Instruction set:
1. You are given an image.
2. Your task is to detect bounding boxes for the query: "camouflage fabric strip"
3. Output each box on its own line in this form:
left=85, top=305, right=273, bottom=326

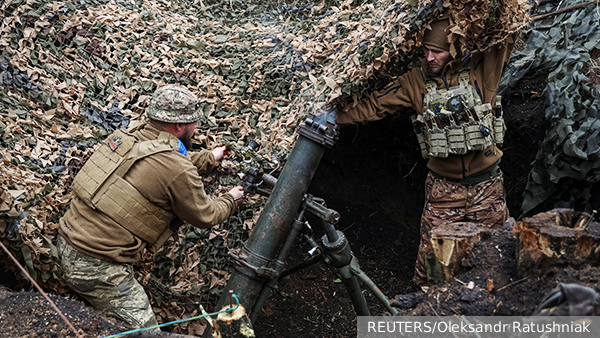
left=413, top=172, right=508, bottom=285
left=56, top=236, right=159, bottom=330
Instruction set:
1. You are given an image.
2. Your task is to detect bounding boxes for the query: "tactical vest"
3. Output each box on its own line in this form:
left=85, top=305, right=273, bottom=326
left=412, top=69, right=506, bottom=159
left=71, top=129, right=180, bottom=253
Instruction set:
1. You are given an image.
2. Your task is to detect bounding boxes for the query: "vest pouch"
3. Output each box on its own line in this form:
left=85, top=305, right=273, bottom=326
left=447, top=125, right=467, bottom=155
left=493, top=116, right=506, bottom=146
left=481, top=113, right=495, bottom=149
left=422, top=68, right=502, bottom=157
left=427, top=127, right=449, bottom=158
left=416, top=131, right=430, bottom=159
left=465, top=122, right=487, bottom=151
left=412, top=117, right=430, bottom=158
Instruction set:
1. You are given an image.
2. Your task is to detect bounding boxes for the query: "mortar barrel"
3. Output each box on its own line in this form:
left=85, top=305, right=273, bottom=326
left=216, top=134, right=326, bottom=314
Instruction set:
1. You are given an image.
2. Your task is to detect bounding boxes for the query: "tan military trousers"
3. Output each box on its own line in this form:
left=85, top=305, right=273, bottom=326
left=56, top=235, right=159, bottom=330
left=413, top=172, right=508, bottom=286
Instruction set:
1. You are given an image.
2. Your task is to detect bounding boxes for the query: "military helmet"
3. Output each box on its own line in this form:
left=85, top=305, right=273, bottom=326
left=148, top=85, right=202, bottom=123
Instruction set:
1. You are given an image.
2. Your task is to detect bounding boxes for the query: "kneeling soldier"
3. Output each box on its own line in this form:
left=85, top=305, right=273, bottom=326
left=57, top=85, right=245, bottom=329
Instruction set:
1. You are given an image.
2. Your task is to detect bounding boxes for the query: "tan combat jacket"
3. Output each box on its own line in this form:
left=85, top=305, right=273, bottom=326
left=59, top=123, right=237, bottom=263
left=337, top=43, right=514, bottom=179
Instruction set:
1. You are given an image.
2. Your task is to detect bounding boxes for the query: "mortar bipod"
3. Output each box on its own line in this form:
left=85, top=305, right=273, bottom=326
left=280, top=217, right=400, bottom=317
left=233, top=164, right=399, bottom=318
left=318, top=222, right=399, bottom=316
left=240, top=191, right=399, bottom=322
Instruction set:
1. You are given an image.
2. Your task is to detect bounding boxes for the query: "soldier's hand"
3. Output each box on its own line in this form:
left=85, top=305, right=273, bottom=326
left=212, top=145, right=230, bottom=167
left=229, top=186, right=246, bottom=205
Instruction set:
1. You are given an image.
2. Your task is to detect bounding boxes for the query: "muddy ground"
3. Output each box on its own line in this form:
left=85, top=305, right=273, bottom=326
left=0, top=71, right=598, bottom=337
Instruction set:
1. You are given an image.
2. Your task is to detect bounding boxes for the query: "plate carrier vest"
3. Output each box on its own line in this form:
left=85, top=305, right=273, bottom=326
left=411, top=69, right=506, bottom=159
left=71, top=129, right=180, bottom=253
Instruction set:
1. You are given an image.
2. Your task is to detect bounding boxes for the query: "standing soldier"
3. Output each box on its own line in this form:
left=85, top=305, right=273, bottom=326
left=337, top=17, right=513, bottom=285
left=56, top=85, right=245, bottom=329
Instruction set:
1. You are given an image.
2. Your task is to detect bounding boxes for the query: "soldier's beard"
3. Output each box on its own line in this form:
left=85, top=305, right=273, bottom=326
left=181, top=129, right=194, bottom=150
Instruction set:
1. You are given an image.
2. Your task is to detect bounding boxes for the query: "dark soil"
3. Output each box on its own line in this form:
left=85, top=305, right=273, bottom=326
left=0, top=70, right=593, bottom=338
left=0, top=287, right=125, bottom=338
left=389, top=223, right=600, bottom=318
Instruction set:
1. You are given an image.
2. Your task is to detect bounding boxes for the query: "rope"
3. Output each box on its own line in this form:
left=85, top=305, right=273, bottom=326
left=0, top=240, right=84, bottom=338
left=101, top=294, right=241, bottom=338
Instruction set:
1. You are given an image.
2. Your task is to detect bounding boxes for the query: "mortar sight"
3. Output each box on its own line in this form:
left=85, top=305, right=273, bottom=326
left=244, top=140, right=260, bottom=152
left=242, top=167, right=275, bottom=198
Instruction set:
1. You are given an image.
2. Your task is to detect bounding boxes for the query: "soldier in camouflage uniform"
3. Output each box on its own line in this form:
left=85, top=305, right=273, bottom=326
left=56, top=85, right=245, bottom=329
left=337, top=17, right=513, bottom=285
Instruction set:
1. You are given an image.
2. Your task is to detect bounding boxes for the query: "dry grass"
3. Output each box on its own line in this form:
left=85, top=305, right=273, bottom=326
left=583, top=49, right=600, bottom=87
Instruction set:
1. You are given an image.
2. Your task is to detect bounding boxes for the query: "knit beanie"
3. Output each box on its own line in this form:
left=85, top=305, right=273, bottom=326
left=423, top=19, right=450, bottom=51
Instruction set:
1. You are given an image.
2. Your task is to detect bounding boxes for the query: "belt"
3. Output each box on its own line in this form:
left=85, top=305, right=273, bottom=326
left=430, top=161, right=500, bottom=186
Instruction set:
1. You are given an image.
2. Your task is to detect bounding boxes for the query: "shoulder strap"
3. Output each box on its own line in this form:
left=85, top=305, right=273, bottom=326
left=113, top=131, right=177, bottom=178
left=457, top=70, right=475, bottom=107
left=422, top=68, right=441, bottom=112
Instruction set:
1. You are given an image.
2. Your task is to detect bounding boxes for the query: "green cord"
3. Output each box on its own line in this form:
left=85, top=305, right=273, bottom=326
left=101, top=294, right=240, bottom=338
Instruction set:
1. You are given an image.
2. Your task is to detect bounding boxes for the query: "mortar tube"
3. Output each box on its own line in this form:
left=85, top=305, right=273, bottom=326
left=249, top=213, right=306, bottom=323
left=215, top=134, right=326, bottom=314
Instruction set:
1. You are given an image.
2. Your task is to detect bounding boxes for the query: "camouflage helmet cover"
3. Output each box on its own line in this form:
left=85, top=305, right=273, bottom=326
left=148, top=85, right=202, bottom=123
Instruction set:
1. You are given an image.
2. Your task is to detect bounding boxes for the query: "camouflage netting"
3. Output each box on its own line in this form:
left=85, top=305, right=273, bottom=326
left=0, top=0, right=528, bottom=334
left=499, top=0, right=600, bottom=218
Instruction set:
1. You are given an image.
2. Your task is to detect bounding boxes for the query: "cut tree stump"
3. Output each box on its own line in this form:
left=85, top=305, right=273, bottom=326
left=211, top=303, right=255, bottom=338
left=513, top=208, right=600, bottom=278
left=425, top=222, right=492, bottom=284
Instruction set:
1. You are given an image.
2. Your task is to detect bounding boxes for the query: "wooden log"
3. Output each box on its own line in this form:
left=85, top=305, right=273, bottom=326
left=211, top=304, right=255, bottom=338
left=531, top=1, right=596, bottom=21
left=425, top=222, right=491, bottom=284
left=513, top=208, right=600, bottom=278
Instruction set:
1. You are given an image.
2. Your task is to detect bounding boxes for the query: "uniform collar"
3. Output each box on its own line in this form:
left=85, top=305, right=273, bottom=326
left=130, top=122, right=179, bottom=147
